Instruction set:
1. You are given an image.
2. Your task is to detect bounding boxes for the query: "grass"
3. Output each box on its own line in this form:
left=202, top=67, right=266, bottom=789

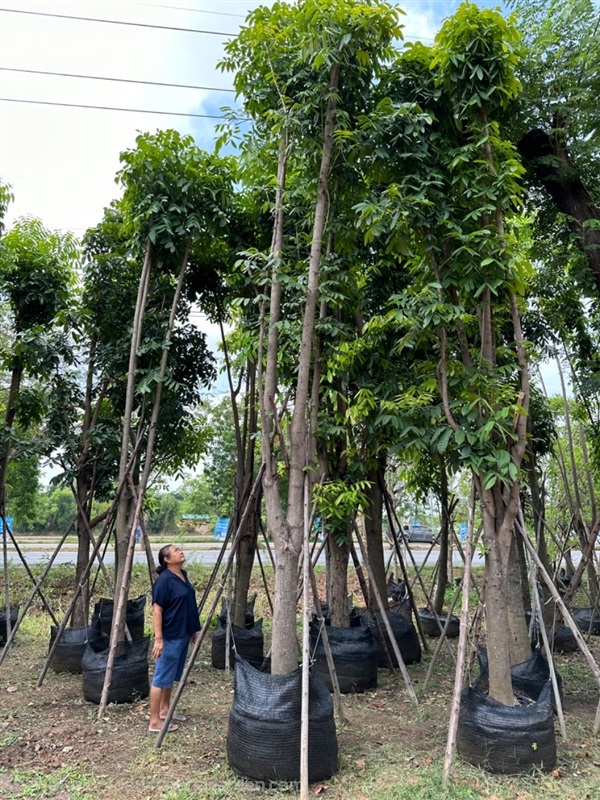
left=2, top=564, right=600, bottom=800
left=0, top=765, right=97, bottom=799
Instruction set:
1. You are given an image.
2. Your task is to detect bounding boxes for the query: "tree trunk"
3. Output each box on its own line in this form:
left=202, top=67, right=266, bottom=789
left=480, top=483, right=515, bottom=705
left=506, top=532, right=532, bottom=665
left=528, top=457, right=555, bottom=625
left=433, top=464, right=450, bottom=615
left=518, top=127, right=600, bottom=294
left=268, top=64, right=340, bottom=675
left=326, top=530, right=349, bottom=627
left=73, top=471, right=91, bottom=626
left=364, top=462, right=387, bottom=611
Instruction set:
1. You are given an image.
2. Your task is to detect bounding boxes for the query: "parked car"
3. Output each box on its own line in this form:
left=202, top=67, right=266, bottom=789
left=405, top=524, right=434, bottom=544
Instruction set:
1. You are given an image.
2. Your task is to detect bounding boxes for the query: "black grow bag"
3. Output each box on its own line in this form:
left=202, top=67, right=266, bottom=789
left=366, top=608, right=421, bottom=667
left=387, top=577, right=407, bottom=602
left=548, top=625, right=578, bottom=653
left=211, top=618, right=265, bottom=670
left=457, top=681, right=557, bottom=774
left=309, top=619, right=378, bottom=694
left=475, top=648, right=563, bottom=711
left=571, top=607, right=600, bottom=636
left=82, top=635, right=150, bottom=704
left=91, top=595, right=146, bottom=641
left=219, top=597, right=256, bottom=630
left=0, top=606, right=19, bottom=644
left=227, top=655, right=338, bottom=785
left=49, top=625, right=89, bottom=673
left=418, top=608, right=460, bottom=638
left=525, top=611, right=578, bottom=654
left=311, top=604, right=362, bottom=628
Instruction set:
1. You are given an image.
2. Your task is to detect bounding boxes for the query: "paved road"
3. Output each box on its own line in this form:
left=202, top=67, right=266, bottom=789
left=4, top=545, right=488, bottom=568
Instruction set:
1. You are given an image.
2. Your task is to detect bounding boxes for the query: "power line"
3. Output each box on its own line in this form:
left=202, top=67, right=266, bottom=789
left=0, top=6, right=436, bottom=43
left=0, top=97, right=231, bottom=119
left=134, top=2, right=245, bottom=18
left=0, top=8, right=235, bottom=37
left=0, top=66, right=235, bottom=94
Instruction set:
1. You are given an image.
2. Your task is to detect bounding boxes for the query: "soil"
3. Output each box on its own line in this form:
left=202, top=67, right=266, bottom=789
left=1, top=567, right=600, bottom=800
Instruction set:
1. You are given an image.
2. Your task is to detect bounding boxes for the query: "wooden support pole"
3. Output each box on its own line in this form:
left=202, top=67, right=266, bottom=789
left=300, top=476, right=310, bottom=800
left=6, top=525, right=58, bottom=625
left=256, top=543, right=274, bottom=616
left=353, top=521, right=418, bottom=705
left=2, top=511, right=11, bottom=650
left=155, top=467, right=264, bottom=748
left=37, top=436, right=145, bottom=688
left=0, top=521, right=75, bottom=666
left=443, top=484, right=476, bottom=786
left=516, top=521, right=600, bottom=704
left=526, top=532, right=567, bottom=740
left=422, top=579, right=462, bottom=693
left=37, top=515, right=114, bottom=687
left=308, top=558, right=345, bottom=723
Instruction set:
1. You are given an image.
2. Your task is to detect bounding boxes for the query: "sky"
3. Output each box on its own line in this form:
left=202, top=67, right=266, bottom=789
left=0, top=0, right=563, bottom=397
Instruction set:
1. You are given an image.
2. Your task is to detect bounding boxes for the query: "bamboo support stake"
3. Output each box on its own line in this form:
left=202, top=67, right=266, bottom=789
left=422, top=579, right=462, bottom=693
left=37, top=436, right=145, bottom=687
left=38, top=516, right=114, bottom=687
left=2, top=512, right=11, bottom=651
left=353, top=521, right=418, bottom=705
left=300, top=476, right=310, bottom=800
left=256, top=543, right=274, bottom=615
left=348, top=537, right=394, bottom=672
left=443, top=484, right=476, bottom=786
left=155, top=468, right=264, bottom=747
left=381, top=483, right=430, bottom=652
left=0, top=521, right=74, bottom=666
left=308, top=559, right=345, bottom=723
left=6, top=525, right=58, bottom=625
left=259, top=518, right=276, bottom=571
left=69, top=480, right=114, bottom=600
left=527, top=545, right=567, bottom=739
left=516, top=522, right=600, bottom=693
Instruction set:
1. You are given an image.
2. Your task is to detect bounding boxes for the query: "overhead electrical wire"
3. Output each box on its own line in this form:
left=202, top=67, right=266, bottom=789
left=134, top=1, right=246, bottom=17
left=0, top=7, right=236, bottom=37
left=0, top=66, right=236, bottom=93
left=0, top=6, right=434, bottom=42
left=0, top=97, right=235, bottom=119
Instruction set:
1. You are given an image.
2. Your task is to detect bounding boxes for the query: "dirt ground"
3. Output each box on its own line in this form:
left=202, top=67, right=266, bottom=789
left=1, top=566, right=600, bottom=800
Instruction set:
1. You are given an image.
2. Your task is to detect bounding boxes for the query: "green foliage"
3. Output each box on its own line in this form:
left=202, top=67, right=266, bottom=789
left=5, top=452, right=40, bottom=530
left=0, top=180, right=14, bottom=236
left=0, top=217, right=78, bottom=333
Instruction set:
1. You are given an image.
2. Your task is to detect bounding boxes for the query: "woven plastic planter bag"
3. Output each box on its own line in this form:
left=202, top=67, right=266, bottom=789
left=227, top=655, right=338, bottom=786
left=0, top=606, right=19, bottom=644
left=49, top=625, right=89, bottom=673
left=211, top=618, right=265, bottom=670
left=91, top=595, right=146, bottom=641
left=572, top=607, right=600, bottom=636
left=417, top=608, right=460, bottom=638
left=309, top=619, right=378, bottom=693
left=475, top=648, right=563, bottom=713
left=82, top=634, right=150, bottom=704
left=366, top=608, right=421, bottom=667
left=525, top=611, right=578, bottom=654
left=457, top=680, right=557, bottom=774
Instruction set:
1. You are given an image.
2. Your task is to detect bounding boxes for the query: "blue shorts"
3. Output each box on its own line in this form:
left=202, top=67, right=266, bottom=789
left=152, top=635, right=190, bottom=689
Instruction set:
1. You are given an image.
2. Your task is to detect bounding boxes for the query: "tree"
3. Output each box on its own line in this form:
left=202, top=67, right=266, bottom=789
left=222, top=0, right=403, bottom=674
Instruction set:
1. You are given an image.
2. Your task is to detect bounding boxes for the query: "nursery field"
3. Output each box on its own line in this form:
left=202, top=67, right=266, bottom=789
left=1, top=564, right=599, bottom=800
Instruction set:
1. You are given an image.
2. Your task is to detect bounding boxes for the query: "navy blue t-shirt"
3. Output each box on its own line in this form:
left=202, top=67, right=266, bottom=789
left=152, top=568, right=201, bottom=640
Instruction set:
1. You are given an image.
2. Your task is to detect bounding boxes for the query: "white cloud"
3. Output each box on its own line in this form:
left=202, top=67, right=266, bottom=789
left=0, top=0, right=460, bottom=234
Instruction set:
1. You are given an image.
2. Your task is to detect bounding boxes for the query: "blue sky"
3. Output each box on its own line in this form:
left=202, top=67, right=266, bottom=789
left=1, top=0, right=562, bottom=397
left=0, top=0, right=472, bottom=233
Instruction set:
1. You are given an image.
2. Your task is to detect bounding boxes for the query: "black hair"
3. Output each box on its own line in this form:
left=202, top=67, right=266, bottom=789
left=156, top=544, right=173, bottom=575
